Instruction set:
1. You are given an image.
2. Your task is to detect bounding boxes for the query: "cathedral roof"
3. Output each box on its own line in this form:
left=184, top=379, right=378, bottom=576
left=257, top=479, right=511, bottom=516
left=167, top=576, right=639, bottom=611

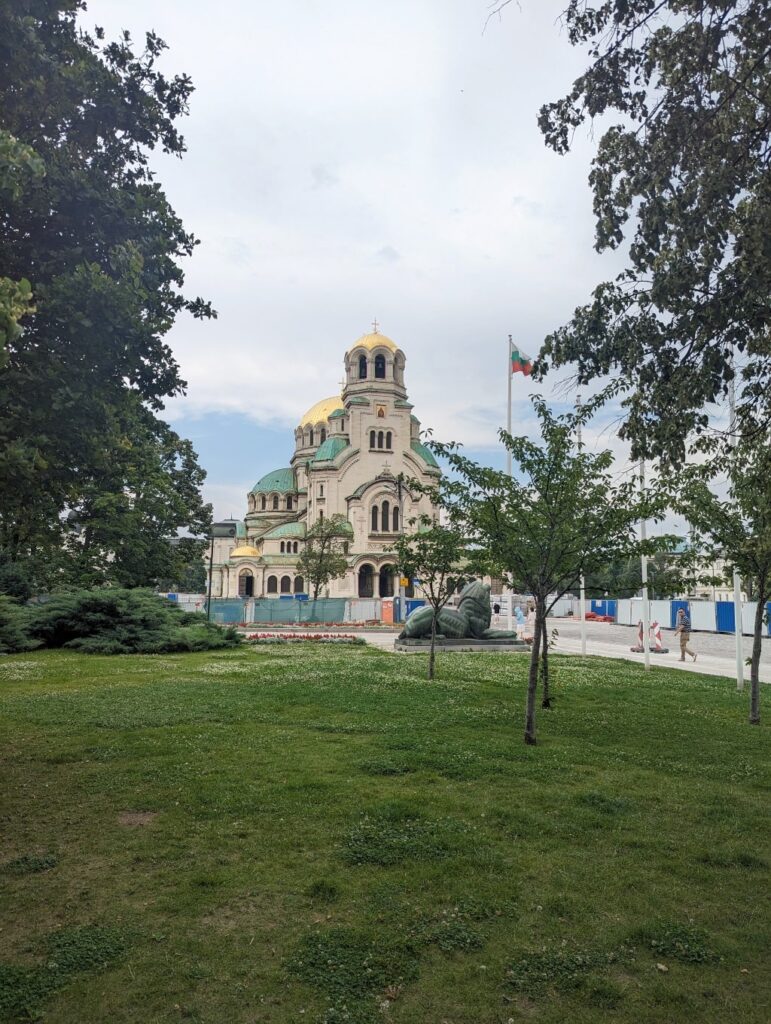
left=410, top=440, right=439, bottom=469
left=313, top=437, right=349, bottom=462
left=250, top=467, right=296, bottom=494
left=348, top=332, right=399, bottom=354
left=230, top=545, right=261, bottom=558
left=299, top=396, right=343, bottom=427
left=264, top=522, right=306, bottom=539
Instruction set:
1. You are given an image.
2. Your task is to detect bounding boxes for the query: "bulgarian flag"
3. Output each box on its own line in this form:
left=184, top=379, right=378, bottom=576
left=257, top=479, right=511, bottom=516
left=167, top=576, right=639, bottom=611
left=511, top=345, right=533, bottom=376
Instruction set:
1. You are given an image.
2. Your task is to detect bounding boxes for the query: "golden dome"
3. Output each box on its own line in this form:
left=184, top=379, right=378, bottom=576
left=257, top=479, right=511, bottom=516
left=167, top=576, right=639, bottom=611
left=348, top=332, right=399, bottom=354
left=230, top=545, right=261, bottom=558
left=299, top=395, right=343, bottom=427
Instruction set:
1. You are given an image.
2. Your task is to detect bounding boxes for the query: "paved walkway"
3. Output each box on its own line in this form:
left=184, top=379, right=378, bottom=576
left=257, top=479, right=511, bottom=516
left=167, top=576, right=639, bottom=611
left=535, top=618, right=769, bottom=684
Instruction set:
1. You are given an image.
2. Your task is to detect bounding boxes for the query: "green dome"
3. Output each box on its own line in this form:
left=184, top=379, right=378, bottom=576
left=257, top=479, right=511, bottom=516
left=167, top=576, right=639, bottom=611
left=250, top=467, right=296, bottom=494
left=410, top=440, right=439, bottom=469
left=313, top=437, right=349, bottom=462
left=264, top=522, right=307, bottom=539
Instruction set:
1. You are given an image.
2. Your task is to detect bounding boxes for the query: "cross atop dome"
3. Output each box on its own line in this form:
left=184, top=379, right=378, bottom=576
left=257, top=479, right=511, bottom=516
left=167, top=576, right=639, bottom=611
left=371, top=317, right=379, bottom=333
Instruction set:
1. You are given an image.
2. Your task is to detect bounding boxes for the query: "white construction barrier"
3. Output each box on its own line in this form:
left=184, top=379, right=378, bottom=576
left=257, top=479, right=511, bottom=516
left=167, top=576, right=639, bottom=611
left=690, top=601, right=717, bottom=632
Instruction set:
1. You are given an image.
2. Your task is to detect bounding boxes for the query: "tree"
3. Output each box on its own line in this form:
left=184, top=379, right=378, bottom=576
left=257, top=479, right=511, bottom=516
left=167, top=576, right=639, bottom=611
left=0, top=131, right=44, bottom=368
left=431, top=398, right=652, bottom=744
left=393, top=517, right=467, bottom=680
left=584, top=549, right=686, bottom=600
left=296, top=515, right=351, bottom=601
left=0, top=4, right=214, bottom=587
left=677, top=436, right=771, bottom=725
left=528, top=1, right=771, bottom=464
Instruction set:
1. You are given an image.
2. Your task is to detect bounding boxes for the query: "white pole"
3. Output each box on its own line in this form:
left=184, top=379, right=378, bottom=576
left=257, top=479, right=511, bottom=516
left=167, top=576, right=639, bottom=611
left=728, top=373, right=744, bottom=690
left=576, top=394, right=587, bottom=656
left=506, top=335, right=514, bottom=633
left=640, top=459, right=651, bottom=671
left=506, top=335, right=512, bottom=477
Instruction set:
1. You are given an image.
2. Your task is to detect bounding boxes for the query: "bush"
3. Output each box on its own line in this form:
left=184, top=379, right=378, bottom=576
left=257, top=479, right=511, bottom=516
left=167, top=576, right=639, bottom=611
left=27, top=589, right=240, bottom=655
left=0, top=596, right=36, bottom=654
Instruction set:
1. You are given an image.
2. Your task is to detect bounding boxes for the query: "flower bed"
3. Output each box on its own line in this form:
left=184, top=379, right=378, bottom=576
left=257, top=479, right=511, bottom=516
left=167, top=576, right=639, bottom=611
left=244, top=632, right=366, bottom=646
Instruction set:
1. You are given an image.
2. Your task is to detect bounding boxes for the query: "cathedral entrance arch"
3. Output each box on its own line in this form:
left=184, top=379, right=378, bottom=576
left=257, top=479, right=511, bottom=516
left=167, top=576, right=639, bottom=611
left=358, top=564, right=374, bottom=598
left=379, top=564, right=395, bottom=598
left=238, top=570, right=254, bottom=597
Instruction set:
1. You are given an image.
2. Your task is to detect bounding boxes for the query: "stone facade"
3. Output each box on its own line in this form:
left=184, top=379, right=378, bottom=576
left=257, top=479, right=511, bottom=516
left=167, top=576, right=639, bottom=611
left=207, top=330, right=440, bottom=599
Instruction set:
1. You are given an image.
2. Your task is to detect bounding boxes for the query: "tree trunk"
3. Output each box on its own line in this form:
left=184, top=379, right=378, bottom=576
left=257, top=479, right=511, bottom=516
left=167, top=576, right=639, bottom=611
left=428, top=607, right=437, bottom=680
left=524, top=599, right=544, bottom=745
left=540, top=614, right=551, bottom=708
left=749, top=582, right=765, bottom=725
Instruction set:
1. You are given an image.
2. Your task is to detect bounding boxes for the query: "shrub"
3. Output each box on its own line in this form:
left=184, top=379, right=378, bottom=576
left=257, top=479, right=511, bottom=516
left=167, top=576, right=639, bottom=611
left=27, top=589, right=240, bottom=655
left=0, top=596, right=36, bottom=654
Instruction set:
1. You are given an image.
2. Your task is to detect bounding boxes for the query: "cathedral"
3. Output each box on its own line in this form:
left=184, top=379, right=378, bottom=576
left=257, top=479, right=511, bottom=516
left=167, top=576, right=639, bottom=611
left=207, top=329, right=441, bottom=600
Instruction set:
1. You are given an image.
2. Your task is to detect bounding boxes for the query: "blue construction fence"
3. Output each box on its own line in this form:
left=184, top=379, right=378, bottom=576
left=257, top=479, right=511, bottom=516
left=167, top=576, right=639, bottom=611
left=571, top=598, right=771, bottom=636
left=203, top=597, right=428, bottom=625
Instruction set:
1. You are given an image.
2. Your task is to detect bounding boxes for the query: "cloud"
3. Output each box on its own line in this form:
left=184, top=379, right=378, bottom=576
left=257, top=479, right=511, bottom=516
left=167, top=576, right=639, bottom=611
left=84, top=0, right=638, bottom=511
left=311, top=163, right=339, bottom=189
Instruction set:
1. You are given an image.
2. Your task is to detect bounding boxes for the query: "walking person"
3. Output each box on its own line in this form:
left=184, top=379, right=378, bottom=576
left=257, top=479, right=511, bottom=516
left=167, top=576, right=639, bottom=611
left=674, top=607, right=697, bottom=663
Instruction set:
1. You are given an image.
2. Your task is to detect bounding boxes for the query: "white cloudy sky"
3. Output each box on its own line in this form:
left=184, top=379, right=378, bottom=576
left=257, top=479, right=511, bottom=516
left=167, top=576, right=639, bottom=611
left=83, top=0, right=679, bottom=523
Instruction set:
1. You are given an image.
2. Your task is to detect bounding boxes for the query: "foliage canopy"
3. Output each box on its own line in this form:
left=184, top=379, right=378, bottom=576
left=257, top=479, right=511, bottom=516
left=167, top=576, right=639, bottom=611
left=534, top=0, right=771, bottom=463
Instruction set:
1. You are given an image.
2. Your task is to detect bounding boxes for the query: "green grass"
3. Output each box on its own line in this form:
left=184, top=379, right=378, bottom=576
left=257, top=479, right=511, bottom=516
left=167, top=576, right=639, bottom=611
left=0, top=646, right=768, bottom=1023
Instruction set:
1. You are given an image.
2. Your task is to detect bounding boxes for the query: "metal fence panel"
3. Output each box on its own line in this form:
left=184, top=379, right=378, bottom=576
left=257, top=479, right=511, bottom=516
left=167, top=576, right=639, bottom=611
left=616, top=599, right=632, bottom=625
left=207, top=599, right=248, bottom=624
left=347, top=599, right=381, bottom=622
left=715, top=601, right=735, bottom=632
left=690, top=602, right=716, bottom=632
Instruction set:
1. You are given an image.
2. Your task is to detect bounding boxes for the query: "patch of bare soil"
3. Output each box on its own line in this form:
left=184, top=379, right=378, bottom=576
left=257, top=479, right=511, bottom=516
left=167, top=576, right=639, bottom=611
left=117, top=811, right=159, bottom=827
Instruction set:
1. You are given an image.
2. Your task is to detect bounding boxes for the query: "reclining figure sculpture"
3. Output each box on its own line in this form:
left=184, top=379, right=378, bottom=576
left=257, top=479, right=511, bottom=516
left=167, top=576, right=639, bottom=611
left=398, top=580, right=520, bottom=641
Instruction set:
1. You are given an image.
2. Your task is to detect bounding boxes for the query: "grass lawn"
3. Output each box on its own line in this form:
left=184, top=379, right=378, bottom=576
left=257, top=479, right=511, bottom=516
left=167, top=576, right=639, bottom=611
left=0, top=645, right=768, bottom=1024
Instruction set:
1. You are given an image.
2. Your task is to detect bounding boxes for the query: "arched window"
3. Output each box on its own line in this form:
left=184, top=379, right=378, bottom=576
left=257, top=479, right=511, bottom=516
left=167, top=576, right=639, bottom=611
left=287, top=496, right=293, bottom=510
left=294, top=575, right=304, bottom=594
left=358, top=354, right=367, bottom=379
left=343, top=542, right=349, bottom=554
left=238, top=570, right=254, bottom=597
left=379, top=565, right=394, bottom=597
left=319, top=509, right=324, bottom=522
left=280, top=541, right=285, bottom=553
left=272, top=495, right=279, bottom=510
left=358, top=564, right=374, bottom=598
left=318, top=484, right=324, bottom=497
left=374, top=354, right=386, bottom=379
left=267, top=575, right=278, bottom=594
left=294, top=541, right=299, bottom=553
left=320, top=428, right=326, bottom=443
left=261, top=495, right=266, bottom=511
left=392, top=506, right=399, bottom=532
left=309, top=428, right=314, bottom=446
left=386, top=431, right=392, bottom=449
left=377, top=431, right=384, bottom=449
left=381, top=500, right=389, bottom=531
left=371, top=505, right=379, bottom=532
left=280, top=575, right=291, bottom=594
left=370, top=430, right=376, bottom=449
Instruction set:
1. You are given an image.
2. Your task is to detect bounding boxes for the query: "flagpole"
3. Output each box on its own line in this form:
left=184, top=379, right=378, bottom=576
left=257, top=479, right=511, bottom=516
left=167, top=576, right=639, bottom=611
left=506, top=335, right=512, bottom=477
left=506, top=335, right=514, bottom=633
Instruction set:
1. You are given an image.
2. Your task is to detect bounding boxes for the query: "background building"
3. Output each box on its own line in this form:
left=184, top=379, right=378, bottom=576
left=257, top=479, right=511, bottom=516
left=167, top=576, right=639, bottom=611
left=207, top=329, right=440, bottom=600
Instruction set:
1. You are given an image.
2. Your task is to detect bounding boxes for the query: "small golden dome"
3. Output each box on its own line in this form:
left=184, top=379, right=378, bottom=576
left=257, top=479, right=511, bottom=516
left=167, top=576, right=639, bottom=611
left=230, top=545, right=261, bottom=558
left=347, top=332, right=399, bottom=354
left=299, top=395, right=343, bottom=427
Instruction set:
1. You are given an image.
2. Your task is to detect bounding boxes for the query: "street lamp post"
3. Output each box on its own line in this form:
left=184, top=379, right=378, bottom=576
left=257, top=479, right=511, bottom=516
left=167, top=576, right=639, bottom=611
left=206, top=532, right=215, bottom=622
